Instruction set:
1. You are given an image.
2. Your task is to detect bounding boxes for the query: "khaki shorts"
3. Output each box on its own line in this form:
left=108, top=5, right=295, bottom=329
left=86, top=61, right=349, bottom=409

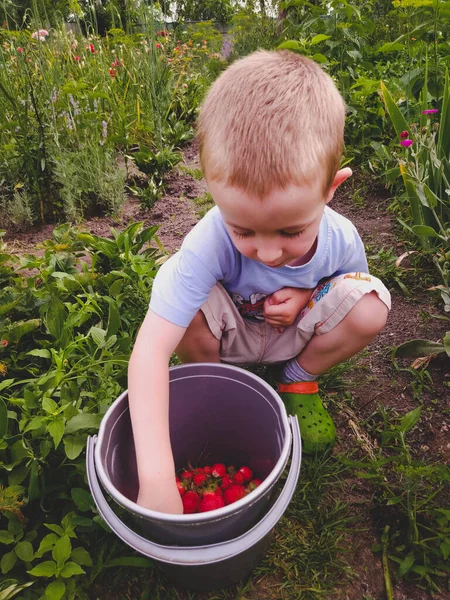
left=201, top=273, right=391, bottom=365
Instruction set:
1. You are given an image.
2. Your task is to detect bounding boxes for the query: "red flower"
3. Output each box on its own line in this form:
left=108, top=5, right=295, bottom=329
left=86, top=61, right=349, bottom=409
left=1, top=339, right=8, bottom=347
left=74, top=55, right=80, bottom=61
left=156, top=42, right=161, bottom=49
left=89, top=43, right=95, bottom=53
left=17, top=46, right=24, bottom=53
left=109, top=68, right=116, bottom=77
left=400, top=130, right=409, bottom=139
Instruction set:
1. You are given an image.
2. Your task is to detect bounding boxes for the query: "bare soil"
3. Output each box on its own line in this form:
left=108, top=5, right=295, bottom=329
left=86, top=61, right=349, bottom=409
left=3, top=142, right=450, bottom=600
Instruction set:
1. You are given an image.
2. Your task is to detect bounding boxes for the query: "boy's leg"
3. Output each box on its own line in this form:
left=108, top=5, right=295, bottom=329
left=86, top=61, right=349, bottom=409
left=274, top=274, right=391, bottom=453
left=175, top=283, right=262, bottom=365
left=175, top=310, right=220, bottom=363
left=297, top=290, right=388, bottom=376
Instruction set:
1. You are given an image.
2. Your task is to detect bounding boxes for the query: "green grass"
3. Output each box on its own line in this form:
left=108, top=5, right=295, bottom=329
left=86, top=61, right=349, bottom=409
left=192, top=191, right=215, bottom=217
left=179, top=164, right=205, bottom=181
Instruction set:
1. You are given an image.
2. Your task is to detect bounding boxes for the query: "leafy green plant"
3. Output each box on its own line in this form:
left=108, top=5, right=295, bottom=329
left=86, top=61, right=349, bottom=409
left=128, top=145, right=182, bottom=209
left=0, top=222, right=163, bottom=598
left=344, top=407, right=450, bottom=593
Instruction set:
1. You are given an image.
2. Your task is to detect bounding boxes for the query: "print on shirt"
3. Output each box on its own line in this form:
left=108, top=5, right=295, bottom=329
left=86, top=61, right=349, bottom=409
left=232, top=292, right=268, bottom=321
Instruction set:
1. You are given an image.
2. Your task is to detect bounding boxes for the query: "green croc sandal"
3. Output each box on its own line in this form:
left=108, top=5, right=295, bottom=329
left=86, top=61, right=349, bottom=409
left=277, top=381, right=336, bottom=454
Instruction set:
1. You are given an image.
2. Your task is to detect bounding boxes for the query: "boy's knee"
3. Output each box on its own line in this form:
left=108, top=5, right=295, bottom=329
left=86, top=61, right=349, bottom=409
left=347, top=291, right=389, bottom=338
left=175, top=310, right=219, bottom=362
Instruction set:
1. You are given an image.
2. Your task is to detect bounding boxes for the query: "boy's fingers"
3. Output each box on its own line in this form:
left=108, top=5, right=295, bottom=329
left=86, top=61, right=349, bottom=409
left=269, top=289, right=291, bottom=305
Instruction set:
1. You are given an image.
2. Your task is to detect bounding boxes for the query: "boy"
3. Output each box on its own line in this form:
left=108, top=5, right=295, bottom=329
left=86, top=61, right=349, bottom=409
left=128, top=50, right=391, bottom=514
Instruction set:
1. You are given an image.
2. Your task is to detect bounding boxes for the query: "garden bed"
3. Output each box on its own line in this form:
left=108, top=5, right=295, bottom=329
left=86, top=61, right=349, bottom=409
left=2, top=143, right=449, bottom=600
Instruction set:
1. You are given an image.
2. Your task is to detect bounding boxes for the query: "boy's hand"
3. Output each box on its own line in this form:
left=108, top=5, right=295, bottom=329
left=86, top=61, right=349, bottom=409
left=263, top=287, right=313, bottom=327
left=137, top=477, right=183, bottom=514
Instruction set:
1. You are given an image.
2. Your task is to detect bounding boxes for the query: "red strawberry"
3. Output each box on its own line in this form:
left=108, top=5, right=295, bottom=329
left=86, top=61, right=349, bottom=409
left=182, top=490, right=200, bottom=514
left=224, top=484, right=247, bottom=505
left=198, top=492, right=225, bottom=513
left=238, top=466, right=253, bottom=483
left=233, top=471, right=245, bottom=485
left=196, top=467, right=205, bottom=474
left=248, top=478, right=262, bottom=490
left=175, top=477, right=185, bottom=496
left=180, top=470, right=193, bottom=481
left=211, top=463, right=226, bottom=478
left=214, top=486, right=223, bottom=496
left=220, top=474, right=234, bottom=490
left=193, top=473, right=208, bottom=487
left=203, top=465, right=212, bottom=474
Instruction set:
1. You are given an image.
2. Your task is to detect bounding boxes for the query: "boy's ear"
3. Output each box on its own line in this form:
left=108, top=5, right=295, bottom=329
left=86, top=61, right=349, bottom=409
left=326, top=167, right=352, bottom=203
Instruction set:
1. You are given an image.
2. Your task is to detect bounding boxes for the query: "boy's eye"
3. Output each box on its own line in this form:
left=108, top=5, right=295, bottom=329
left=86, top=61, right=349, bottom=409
left=280, top=230, right=303, bottom=238
left=233, top=230, right=253, bottom=239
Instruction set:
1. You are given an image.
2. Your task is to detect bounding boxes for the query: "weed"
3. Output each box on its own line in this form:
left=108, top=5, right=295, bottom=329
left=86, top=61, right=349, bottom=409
left=344, top=406, right=450, bottom=594
left=192, top=191, right=214, bottom=217
left=179, top=164, right=204, bottom=180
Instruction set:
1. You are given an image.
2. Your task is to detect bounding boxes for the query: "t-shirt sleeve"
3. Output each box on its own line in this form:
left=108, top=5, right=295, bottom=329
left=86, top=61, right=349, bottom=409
left=150, top=208, right=237, bottom=327
left=328, top=211, right=368, bottom=276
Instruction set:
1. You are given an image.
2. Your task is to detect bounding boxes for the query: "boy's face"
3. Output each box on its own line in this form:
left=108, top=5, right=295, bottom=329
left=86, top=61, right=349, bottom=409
left=209, top=170, right=350, bottom=268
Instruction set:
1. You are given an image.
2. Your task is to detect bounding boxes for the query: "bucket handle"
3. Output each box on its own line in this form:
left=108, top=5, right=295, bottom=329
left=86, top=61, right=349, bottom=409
left=86, top=416, right=301, bottom=564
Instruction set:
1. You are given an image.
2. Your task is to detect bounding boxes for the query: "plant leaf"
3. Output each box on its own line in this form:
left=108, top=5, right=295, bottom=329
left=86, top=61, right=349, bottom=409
left=443, top=331, right=450, bottom=358
left=27, top=349, right=51, bottom=359
left=15, top=540, right=34, bottom=562
left=1, top=551, right=17, bottom=574
left=395, top=339, right=445, bottom=357
left=47, top=419, right=65, bottom=450
left=0, top=398, right=7, bottom=438
left=52, top=535, right=71, bottom=569
left=71, top=547, right=93, bottom=567
left=59, top=561, right=85, bottom=578
left=65, top=413, right=101, bottom=434
left=398, top=553, right=415, bottom=576
left=45, top=299, right=67, bottom=340
left=311, top=34, right=330, bottom=44
left=27, top=560, right=57, bottom=577
left=63, top=435, right=85, bottom=460
left=44, top=580, right=66, bottom=600
left=399, top=407, right=421, bottom=434
left=71, top=488, right=94, bottom=512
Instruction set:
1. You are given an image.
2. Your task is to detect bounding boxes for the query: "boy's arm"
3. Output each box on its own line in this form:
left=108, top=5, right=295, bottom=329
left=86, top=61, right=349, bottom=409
left=128, top=309, right=186, bottom=514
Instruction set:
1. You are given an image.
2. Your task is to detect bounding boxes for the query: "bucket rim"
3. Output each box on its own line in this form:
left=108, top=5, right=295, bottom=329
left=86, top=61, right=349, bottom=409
left=95, top=363, right=292, bottom=523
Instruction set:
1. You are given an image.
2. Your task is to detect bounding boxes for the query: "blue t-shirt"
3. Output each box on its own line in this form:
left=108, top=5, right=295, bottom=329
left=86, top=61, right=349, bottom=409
left=150, top=206, right=368, bottom=327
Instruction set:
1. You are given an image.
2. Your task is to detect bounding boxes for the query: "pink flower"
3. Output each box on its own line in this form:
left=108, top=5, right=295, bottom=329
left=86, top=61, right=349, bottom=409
left=400, top=130, right=409, bottom=139
left=109, top=68, right=116, bottom=77
left=400, top=139, right=413, bottom=147
left=74, top=55, right=80, bottom=61
left=17, top=46, right=24, bottom=53
left=422, top=108, right=438, bottom=115
left=89, top=43, right=95, bottom=53
left=156, top=42, right=161, bottom=49
left=1, top=339, right=8, bottom=347
left=31, top=29, right=49, bottom=42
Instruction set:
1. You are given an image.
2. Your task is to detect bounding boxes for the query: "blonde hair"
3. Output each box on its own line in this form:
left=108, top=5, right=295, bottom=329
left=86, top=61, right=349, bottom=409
left=197, top=50, right=346, bottom=198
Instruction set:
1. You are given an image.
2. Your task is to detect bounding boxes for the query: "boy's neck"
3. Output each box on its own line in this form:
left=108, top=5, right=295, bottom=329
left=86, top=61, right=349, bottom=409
left=287, top=237, right=318, bottom=267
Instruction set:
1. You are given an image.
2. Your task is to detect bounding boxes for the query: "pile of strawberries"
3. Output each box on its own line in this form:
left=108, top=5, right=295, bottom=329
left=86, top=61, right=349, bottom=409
left=176, top=463, right=262, bottom=514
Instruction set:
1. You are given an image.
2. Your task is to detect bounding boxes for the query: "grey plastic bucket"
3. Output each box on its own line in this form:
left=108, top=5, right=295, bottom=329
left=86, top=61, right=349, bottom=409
left=87, top=416, right=300, bottom=591
left=86, top=363, right=302, bottom=590
left=91, top=363, right=299, bottom=546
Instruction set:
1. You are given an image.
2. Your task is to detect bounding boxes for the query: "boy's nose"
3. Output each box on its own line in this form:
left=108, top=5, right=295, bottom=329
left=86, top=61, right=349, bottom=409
left=256, top=244, right=283, bottom=266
